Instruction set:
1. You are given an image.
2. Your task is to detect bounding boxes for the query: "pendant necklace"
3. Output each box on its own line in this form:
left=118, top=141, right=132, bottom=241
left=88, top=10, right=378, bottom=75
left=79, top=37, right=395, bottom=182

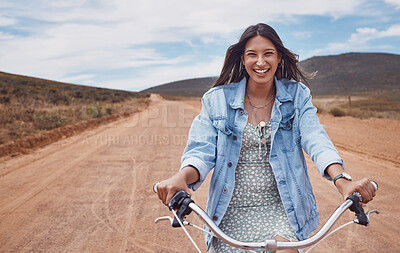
left=246, top=88, right=275, bottom=127
left=246, top=88, right=275, bottom=154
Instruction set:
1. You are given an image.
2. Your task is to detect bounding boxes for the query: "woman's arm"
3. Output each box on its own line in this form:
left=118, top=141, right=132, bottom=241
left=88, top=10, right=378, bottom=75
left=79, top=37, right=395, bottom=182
left=325, top=163, right=376, bottom=203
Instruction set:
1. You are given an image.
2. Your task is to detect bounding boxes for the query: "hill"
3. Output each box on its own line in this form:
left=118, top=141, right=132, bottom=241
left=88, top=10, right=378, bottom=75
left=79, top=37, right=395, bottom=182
left=0, top=71, right=146, bottom=104
left=143, top=76, right=217, bottom=97
left=144, top=53, right=400, bottom=97
left=0, top=71, right=149, bottom=154
left=300, top=52, right=400, bottom=95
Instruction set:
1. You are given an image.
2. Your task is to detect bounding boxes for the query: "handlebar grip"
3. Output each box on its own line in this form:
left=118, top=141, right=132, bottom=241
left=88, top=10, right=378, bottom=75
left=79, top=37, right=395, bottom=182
left=153, top=182, right=159, bottom=193
left=371, top=180, right=378, bottom=191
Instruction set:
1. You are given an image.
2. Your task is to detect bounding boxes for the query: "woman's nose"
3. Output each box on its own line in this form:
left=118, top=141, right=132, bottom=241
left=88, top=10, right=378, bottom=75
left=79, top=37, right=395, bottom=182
left=256, top=57, right=265, bottom=66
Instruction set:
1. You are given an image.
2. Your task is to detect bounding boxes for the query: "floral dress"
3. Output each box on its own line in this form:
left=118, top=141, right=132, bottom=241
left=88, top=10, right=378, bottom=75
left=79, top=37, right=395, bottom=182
left=210, top=122, right=298, bottom=252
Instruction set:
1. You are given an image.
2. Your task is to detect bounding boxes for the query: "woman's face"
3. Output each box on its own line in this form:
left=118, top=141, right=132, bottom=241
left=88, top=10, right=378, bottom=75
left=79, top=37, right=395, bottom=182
left=242, top=35, right=281, bottom=88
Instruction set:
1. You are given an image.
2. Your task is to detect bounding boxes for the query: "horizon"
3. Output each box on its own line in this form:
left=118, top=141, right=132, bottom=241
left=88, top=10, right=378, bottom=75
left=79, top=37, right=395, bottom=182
left=1, top=51, right=400, bottom=92
left=1, top=0, right=400, bottom=91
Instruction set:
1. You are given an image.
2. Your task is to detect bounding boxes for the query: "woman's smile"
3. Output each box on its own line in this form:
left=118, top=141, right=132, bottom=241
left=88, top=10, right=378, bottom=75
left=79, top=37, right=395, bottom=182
left=254, top=68, right=270, bottom=74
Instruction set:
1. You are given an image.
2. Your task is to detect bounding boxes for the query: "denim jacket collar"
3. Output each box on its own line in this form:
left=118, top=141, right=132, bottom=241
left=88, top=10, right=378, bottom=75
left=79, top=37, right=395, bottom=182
left=228, top=76, right=292, bottom=110
left=275, top=77, right=293, bottom=103
left=228, top=78, right=246, bottom=110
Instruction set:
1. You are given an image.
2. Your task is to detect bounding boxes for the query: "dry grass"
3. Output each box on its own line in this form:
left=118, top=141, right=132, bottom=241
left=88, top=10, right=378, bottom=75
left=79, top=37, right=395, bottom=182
left=159, top=94, right=200, bottom=101
left=313, top=91, right=400, bottom=119
left=0, top=74, right=149, bottom=145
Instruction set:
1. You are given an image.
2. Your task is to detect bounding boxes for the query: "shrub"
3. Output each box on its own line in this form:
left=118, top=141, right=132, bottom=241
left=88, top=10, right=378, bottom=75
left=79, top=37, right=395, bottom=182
left=106, top=106, right=115, bottom=115
left=47, top=92, right=70, bottom=105
left=347, top=109, right=375, bottom=119
left=72, top=91, right=84, bottom=99
left=33, top=112, right=66, bottom=130
left=0, top=96, right=10, bottom=104
left=329, top=107, right=346, bottom=117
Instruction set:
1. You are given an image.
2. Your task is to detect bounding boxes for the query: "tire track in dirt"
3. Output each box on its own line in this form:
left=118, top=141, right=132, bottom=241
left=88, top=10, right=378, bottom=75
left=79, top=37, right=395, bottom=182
left=1, top=95, right=397, bottom=252
left=0, top=143, right=107, bottom=222
left=118, top=157, right=138, bottom=253
left=334, top=142, right=399, bottom=167
left=0, top=114, right=140, bottom=179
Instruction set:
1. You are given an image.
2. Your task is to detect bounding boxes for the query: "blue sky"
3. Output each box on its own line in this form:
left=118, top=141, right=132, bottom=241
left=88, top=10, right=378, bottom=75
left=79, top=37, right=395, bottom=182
left=0, top=0, right=399, bottom=91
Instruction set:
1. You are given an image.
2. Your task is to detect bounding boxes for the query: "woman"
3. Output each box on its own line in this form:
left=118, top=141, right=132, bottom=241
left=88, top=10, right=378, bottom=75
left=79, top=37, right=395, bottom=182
left=156, top=23, right=376, bottom=252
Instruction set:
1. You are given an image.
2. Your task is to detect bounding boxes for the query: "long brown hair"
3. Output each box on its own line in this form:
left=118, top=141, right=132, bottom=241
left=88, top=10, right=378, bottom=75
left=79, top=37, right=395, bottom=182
left=213, top=23, right=308, bottom=87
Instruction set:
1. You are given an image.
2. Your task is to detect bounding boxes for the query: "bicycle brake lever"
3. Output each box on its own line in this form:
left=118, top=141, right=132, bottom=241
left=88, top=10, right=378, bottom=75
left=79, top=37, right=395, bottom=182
left=366, top=209, right=380, bottom=220
left=353, top=209, right=380, bottom=225
left=155, top=216, right=190, bottom=226
left=154, top=216, right=174, bottom=224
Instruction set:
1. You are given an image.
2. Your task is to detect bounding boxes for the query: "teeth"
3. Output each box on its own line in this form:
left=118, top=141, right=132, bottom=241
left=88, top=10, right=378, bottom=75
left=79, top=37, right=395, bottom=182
left=254, top=69, right=268, bottom=74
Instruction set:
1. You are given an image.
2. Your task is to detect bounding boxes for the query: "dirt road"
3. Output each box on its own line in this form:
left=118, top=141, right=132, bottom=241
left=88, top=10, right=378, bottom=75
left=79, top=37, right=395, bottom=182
left=0, top=95, right=399, bottom=252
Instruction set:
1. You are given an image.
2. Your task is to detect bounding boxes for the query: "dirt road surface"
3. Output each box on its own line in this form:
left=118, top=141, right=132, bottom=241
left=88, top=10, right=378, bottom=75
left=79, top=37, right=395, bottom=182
left=1, top=94, right=399, bottom=252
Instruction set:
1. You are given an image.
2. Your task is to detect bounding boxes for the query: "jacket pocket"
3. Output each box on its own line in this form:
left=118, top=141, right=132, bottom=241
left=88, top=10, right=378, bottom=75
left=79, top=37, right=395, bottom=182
left=212, top=119, right=232, bottom=136
left=277, top=112, right=296, bottom=152
left=212, top=119, right=232, bottom=156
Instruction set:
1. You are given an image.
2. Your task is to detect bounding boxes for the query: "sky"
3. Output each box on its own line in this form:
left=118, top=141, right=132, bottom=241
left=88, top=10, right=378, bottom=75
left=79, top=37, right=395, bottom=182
left=0, top=0, right=399, bottom=91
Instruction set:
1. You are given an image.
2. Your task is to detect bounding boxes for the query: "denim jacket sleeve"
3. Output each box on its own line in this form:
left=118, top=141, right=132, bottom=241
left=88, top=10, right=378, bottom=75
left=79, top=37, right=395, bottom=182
left=298, top=85, right=344, bottom=180
left=180, top=97, right=217, bottom=191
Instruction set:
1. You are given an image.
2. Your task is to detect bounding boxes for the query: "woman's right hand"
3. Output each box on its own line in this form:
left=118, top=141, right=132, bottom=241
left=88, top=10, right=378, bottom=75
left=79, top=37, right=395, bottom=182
left=156, top=172, right=192, bottom=206
left=156, top=166, right=200, bottom=206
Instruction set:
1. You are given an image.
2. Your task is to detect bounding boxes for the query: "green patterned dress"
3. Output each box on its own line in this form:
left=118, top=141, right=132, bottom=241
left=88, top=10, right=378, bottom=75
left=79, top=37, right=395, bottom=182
left=210, top=122, right=299, bottom=252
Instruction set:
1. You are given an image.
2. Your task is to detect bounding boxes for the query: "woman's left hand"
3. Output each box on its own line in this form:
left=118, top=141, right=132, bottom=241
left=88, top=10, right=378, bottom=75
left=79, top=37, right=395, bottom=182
left=335, top=178, right=377, bottom=204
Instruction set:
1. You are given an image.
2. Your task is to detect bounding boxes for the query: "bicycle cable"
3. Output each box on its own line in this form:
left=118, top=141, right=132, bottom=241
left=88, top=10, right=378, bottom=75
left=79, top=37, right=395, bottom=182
left=304, top=221, right=354, bottom=253
left=171, top=209, right=202, bottom=253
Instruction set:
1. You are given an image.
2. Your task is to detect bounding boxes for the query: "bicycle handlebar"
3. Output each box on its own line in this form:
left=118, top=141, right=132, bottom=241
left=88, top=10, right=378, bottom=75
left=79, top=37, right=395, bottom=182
left=155, top=181, right=379, bottom=252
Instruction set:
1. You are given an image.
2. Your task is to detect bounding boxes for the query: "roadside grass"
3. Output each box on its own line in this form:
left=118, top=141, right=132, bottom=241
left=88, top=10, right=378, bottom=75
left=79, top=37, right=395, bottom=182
left=159, top=94, right=200, bottom=101
left=0, top=74, right=149, bottom=145
left=313, top=90, right=400, bottom=119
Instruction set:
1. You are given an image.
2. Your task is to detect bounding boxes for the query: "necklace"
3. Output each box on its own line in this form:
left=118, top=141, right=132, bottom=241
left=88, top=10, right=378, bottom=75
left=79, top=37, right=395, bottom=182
left=246, top=88, right=275, bottom=147
left=246, top=88, right=275, bottom=125
left=246, top=89, right=275, bottom=109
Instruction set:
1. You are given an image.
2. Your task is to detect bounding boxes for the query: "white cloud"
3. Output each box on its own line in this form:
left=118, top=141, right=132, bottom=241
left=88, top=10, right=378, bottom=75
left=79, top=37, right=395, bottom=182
left=292, top=31, right=312, bottom=40
left=0, top=31, right=14, bottom=40
left=306, top=24, right=400, bottom=58
left=62, top=74, right=96, bottom=85
left=97, top=56, right=224, bottom=91
left=380, top=24, right=400, bottom=37
left=0, top=16, right=16, bottom=26
left=0, top=0, right=390, bottom=90
left=384, top=0, right=400, bottom=9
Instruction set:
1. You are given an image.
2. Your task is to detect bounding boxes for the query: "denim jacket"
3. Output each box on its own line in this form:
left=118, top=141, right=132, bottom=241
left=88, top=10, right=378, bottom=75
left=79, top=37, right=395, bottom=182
left=180, top=77, right=343, bottom=247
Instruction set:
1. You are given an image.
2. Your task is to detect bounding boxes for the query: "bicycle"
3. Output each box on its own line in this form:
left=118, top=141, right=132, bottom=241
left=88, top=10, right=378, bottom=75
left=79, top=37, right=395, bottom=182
left=154, top=182, right=379, bottom=253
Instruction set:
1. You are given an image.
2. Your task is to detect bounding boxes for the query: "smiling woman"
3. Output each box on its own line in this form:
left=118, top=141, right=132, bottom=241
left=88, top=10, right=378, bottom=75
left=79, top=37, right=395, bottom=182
left=155, top=23, right=377, bottom=252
